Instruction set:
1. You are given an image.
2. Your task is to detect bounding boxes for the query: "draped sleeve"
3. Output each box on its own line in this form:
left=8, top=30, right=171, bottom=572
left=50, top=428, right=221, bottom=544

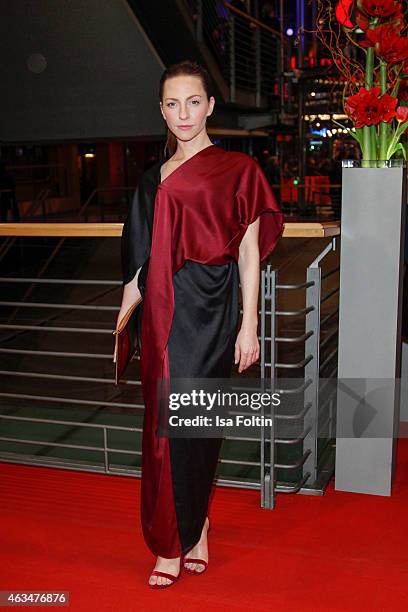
left=235, top=157, right=284, bottom=261
left=121, top=169, right=156, bottom=292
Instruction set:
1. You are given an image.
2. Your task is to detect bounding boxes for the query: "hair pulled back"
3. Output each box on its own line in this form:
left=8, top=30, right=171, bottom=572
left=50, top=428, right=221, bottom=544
left=159, top=60, right=214, bottom=158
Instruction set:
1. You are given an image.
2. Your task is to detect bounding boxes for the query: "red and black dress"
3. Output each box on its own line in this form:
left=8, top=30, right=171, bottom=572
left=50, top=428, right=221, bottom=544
left=121, top=144, right=284, bottom=558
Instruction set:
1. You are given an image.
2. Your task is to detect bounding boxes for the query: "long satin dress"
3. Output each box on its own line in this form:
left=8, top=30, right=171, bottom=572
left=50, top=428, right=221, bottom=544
left=121, top=158, right=240, bottom=556
left=121, top=144, right=283, bottom=558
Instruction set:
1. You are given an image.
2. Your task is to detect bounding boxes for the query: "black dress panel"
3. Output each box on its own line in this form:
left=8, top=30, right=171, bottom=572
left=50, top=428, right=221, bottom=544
left=168, top=259, right=240, bottom=552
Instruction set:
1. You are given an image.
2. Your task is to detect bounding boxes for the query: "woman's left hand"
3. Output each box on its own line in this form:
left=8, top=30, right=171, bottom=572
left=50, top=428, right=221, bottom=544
left=234, top=325, right=260, bottom=373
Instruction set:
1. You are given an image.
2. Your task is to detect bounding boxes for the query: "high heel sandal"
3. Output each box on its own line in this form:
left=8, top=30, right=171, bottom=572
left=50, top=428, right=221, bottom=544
left=183, top=518, right=210, bottom=576
left=183, top=557, right=208, bottom=575
left=148, top=567, right=181, bottom=589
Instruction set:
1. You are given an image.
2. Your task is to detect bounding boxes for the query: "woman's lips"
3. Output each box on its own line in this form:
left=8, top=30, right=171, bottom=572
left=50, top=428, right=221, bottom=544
left=177, top=125, right=193, bottom=130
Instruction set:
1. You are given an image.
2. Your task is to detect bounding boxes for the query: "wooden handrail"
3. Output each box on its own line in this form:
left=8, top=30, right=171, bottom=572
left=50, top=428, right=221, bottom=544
left=0, top=222, right=340, bottom=238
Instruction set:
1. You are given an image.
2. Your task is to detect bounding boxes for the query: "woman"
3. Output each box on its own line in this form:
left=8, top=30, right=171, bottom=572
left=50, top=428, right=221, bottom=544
left=116, top=60, right=284, bottom=588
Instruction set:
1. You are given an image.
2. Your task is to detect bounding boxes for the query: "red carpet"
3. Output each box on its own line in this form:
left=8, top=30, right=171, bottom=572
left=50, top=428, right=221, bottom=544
left=1, top=441, right=407, bottom=611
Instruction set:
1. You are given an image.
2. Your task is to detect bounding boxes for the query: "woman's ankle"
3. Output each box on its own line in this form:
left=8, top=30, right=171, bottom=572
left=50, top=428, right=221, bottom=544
left=155, top=555, right=180, bottom=565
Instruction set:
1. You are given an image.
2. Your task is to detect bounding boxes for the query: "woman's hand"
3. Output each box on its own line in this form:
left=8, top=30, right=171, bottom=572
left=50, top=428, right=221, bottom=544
left=234, top=323, right=260, bottom=373
left=113, top=270, right=142, bottom=363
left=113, top=334, right=118, bottom=363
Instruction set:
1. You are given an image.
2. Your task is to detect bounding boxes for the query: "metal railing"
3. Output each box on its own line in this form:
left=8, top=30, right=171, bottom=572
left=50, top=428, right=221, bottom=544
left=0, top=223, right=340, bottom=504
left=184, top=0, right=290, bottom=106
left=260, top=237, right=339, bottom=508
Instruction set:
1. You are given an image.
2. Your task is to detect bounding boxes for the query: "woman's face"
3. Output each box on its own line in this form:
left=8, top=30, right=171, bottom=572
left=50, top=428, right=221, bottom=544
left=160, top=75, right=215, bottom=142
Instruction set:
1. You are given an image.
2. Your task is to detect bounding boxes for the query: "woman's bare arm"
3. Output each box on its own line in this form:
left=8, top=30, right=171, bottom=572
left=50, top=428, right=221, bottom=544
left=235, top=217, right=260, bottom=373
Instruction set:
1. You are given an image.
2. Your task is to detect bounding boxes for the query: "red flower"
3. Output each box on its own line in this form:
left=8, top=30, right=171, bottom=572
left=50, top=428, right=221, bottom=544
left=356, top=10, right=370, bottom=30
left=380, top=92, right=399, bottom=120
left=336, top=0, right=354, bottom=28
left=345, top=86, right=398, bottom=126
left=364, top=24, right=408, bottom=63
left=396, top=105, right=408, bottom=120
left=359, top=0, right=402, bottom=19
left=346, top=87, right=383, bottom=126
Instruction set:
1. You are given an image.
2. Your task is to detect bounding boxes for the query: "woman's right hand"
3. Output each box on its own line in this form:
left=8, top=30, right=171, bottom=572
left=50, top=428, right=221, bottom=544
left=113, top=272, right=142, bottom=363
left=113, top=334, right=118, bottom=363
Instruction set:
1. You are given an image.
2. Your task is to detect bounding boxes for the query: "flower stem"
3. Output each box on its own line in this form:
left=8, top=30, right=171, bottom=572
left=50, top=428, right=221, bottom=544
left=363, top=47, right=375, bottom=162
left=365, top=48, right=374, bottom=89
left=379, top=60, right=388, bottom=160
left=362, top=127, right=370, bottom=161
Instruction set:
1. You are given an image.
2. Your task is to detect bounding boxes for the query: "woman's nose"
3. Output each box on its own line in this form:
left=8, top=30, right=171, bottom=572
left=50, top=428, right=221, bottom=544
left=179, top=107, right=189, bottom=120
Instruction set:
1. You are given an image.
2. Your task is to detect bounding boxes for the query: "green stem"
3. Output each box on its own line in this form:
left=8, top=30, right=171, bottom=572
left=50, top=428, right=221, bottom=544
left=379, top=61, right=388, bottom=160
left=363, top=126, right=371, bottom=162
left=362, top=47, right=375, bottom=163
left=370, top=125, right=377, bottom=160
left=365, top=47, right=374, bottom=89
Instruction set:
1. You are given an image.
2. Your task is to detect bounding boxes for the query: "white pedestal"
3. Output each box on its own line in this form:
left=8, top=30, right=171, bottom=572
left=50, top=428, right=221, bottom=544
left=335, top=165, right=406, bottom=496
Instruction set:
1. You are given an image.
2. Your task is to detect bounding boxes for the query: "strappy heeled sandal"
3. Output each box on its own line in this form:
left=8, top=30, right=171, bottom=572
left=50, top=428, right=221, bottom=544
left=148, top=568, right=181, bottom=589
left=183, top=518, right=210, bottom=575
left=183, top=557, right=208, bottom=575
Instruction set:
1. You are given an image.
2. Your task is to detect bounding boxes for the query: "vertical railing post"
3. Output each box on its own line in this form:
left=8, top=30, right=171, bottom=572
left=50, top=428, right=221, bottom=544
left=260, top=267, right=267, bottom=505
left=229, top=15, right=236, bottom=103
left=303, top=238, right=336, bottom=485
left=261, top=264, right=276, bottom=509
left=304, top=265, right=321, bottom=485
left=103, top=427, right=109, bottom=472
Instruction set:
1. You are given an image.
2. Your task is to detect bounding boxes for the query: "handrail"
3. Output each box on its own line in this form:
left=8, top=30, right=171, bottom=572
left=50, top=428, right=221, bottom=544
left=0, top=221, right=341, bottom=238
left=185, top=0, right=286, bottom=106
left=223, top=1, right=290, bottom=44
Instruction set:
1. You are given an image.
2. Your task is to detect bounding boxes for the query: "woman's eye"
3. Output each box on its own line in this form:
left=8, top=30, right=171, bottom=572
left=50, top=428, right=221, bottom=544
left=166, top=100, right=199, bottom=107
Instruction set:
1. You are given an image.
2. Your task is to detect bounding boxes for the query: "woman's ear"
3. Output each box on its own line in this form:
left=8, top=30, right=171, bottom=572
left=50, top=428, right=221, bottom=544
left=159, top=102, right=166, bottom=121
left=207, top=96, right=215, bottom=118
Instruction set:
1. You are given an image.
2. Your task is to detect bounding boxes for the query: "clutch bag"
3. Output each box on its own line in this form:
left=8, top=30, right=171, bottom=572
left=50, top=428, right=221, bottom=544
left=112, top=295, right=143, bottom=385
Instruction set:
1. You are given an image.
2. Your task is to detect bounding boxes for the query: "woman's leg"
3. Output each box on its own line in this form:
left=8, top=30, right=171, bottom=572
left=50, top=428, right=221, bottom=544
left=142, top=348, right=183, bottom=586
left=183, top=516, right=210, bottom=572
